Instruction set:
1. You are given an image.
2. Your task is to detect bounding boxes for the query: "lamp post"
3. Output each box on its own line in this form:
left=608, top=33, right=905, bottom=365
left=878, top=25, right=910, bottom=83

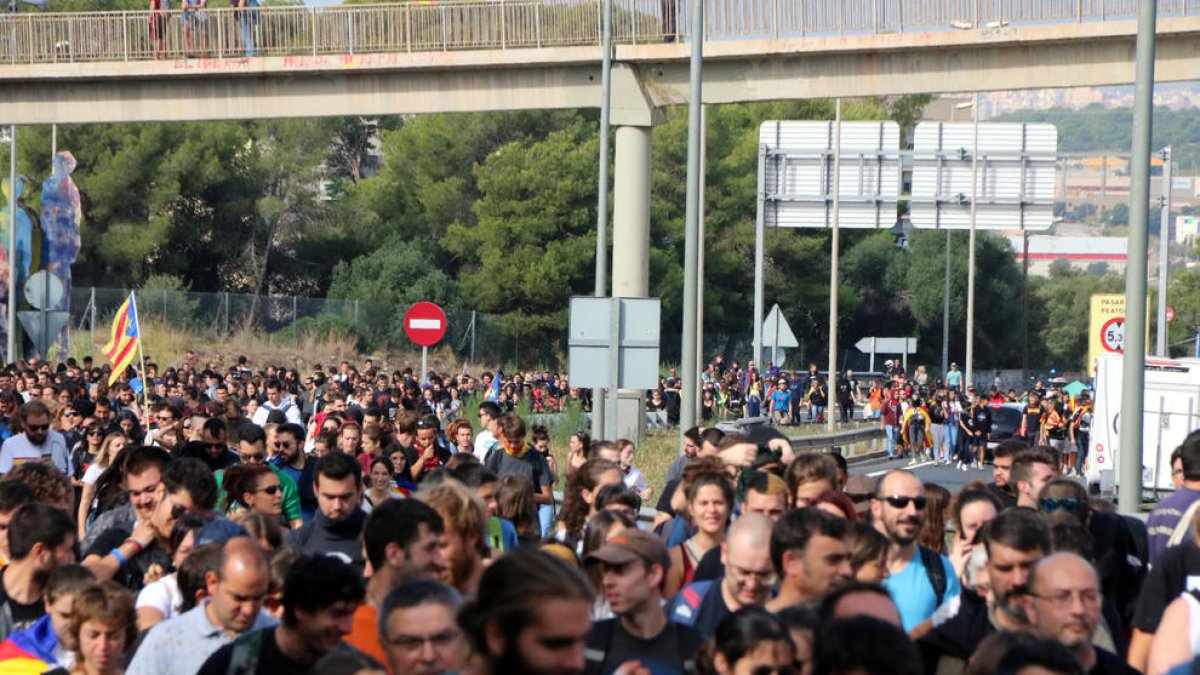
left=944, top=99, right=973, bottom=380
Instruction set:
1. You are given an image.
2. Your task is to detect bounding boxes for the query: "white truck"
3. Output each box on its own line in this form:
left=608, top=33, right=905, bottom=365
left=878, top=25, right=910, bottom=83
left=1089, top=354, right=1200, bottom=492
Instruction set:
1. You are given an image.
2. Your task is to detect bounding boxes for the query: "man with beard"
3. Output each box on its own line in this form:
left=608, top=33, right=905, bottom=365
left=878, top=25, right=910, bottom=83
left=346, top=499, right=447, bottom=665
left=0, top=504, right=76, bottom=639
left=459, top=547, right=593, bottom=675
left=919, top=508, right=1049, bottom=674
left=1022, top=553, right=1138, bottom=675
left=127, top=537, right=276, bottom=675
left=0, top=401, right=71, bottom=476
left=198, top=554, right=365, bottom=675
left=872, top=470, right=960, bottom=631
left=765, top=508, right=853, bottom=612
left=584, top=530, right=703, bottom=674
left=271, top=423, right=316, bottom=522
left=987, top=441, right=1025, bottom=509
left=284, top=453, right=367, bottom=573
left=378, top=580, right=468, bottom=675
left=417, top=481, right=486, bottom=596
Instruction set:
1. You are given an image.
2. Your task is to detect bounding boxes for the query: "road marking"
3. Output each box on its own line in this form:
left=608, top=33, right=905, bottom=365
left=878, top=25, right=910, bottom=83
left=868, top=460, right=934, bottom=476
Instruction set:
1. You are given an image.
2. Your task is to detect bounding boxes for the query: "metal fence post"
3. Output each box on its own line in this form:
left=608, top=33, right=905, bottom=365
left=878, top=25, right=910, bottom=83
left=223, top=292, right=229, bottom=335
left=354, top=300, right=359, bottom=332
left=470, top=310, right=476, bottom=364
left=163, top=289, right=168, bottom=321
left=311, top=7, right=318, bottom=55
left=90, top=287, right=96, bottom=347
left=292, top=296, right=298, bottom=341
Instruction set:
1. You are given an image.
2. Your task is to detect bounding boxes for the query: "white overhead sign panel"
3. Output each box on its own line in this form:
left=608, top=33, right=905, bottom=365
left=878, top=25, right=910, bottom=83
left=758, top=120, right=901, bottom=229
left=910, top=122, right=1058, bottom=231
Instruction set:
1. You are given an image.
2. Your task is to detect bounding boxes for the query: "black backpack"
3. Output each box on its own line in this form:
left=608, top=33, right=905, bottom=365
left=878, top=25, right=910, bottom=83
left=919, top=546, right=948, bottom=607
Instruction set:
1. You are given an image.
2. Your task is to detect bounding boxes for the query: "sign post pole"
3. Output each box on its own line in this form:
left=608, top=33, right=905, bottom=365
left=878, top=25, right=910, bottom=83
left=403, top=303, right=448, bottom=386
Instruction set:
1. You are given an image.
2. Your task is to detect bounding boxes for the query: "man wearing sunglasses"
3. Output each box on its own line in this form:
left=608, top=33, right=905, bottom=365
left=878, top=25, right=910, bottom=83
left=871, top=470, right=960, bottom=632
left=0, top=400, right=71, bottom=477
left=84, top=457, right=218, bottom=591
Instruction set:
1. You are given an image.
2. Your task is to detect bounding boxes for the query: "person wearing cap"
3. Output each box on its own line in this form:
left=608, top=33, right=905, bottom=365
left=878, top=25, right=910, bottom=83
left=127, top=536, right=276, bottom=675
left=584, top=530, right=703, bottom=674
left=946, top=362, right=962, bottom=392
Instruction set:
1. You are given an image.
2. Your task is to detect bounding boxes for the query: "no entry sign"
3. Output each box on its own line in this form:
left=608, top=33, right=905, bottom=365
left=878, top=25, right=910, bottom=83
left=404, top=302, right=447, bottom=347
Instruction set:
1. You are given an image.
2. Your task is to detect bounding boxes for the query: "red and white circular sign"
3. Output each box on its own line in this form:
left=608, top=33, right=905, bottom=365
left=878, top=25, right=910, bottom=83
left=1099, top=317, right=1124, bottom=353
left=403, top=302, right=447, bottom=347
left=1167, top=306, right=1175, bottom=322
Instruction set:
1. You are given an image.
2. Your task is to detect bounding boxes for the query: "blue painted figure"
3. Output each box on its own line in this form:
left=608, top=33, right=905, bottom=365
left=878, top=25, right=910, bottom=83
left=1, top=176, right=39, bottom=355
left=40, top=151, right=82, bottom=358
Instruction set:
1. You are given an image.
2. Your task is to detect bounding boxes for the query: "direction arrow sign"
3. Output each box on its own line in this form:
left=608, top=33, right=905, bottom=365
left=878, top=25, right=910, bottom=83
left=855, top=337, right=917, bottom=354
left=403, top=302, right=447, bottom=347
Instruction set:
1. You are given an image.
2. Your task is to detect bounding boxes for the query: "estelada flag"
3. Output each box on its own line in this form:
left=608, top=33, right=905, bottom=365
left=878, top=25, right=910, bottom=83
left=102, top=292, right=141, bottom=386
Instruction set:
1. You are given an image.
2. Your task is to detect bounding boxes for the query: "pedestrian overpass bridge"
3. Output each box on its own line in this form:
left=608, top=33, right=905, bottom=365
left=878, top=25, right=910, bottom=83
left=1, top=0, right=1199, bottom=126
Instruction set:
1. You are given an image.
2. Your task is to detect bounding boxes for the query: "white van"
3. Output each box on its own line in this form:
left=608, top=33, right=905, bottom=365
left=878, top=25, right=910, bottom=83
left=1089, top=354, right=1200, bottom=492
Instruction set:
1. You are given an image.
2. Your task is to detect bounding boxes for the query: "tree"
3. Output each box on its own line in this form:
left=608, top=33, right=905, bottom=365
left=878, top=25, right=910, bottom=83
left=1032, top=265, right=1124, bottom=370
left=328, top=240, right=461, bottom=346
left=441, top=115, right=599, bottom=359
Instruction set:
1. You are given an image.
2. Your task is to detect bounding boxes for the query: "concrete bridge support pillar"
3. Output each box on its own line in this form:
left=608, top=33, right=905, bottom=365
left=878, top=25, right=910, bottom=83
left=609, top=123, right=653, bottom=442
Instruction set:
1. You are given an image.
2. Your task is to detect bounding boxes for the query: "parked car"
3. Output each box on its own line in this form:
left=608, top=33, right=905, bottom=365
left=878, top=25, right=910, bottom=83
left=988, top=403, right=1024, bottom=450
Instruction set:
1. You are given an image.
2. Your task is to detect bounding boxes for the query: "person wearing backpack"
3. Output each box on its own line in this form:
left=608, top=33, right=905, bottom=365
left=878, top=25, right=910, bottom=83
left=584, top=530, right=702, bottom=675
left=872, top=470, right=961, bottom=633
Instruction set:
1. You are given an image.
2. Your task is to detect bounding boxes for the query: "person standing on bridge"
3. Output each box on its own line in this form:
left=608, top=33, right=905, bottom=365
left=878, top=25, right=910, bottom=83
left=236, top=0, right=259, bottom=57
left=149, top=0, right=168, bottom=60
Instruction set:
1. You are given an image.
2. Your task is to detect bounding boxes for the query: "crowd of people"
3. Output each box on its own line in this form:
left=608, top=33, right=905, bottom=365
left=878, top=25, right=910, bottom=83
left=0, top=351, right=1191, bottom=675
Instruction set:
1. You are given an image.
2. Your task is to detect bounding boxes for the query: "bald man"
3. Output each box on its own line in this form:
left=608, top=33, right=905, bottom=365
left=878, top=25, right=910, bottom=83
left=1021, top=553, right=1137, bottom=675
left=667, top=513, right=775, bottom=639
left=128, top=537, right=277, bottom=675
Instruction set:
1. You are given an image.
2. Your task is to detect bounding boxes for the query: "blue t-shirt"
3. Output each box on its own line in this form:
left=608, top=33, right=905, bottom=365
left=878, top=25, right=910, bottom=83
left=882, top=548, right=961, bottom=632
left=946, top=371, right=962, bottom=388
left=769, top=390, right=791, bottom=412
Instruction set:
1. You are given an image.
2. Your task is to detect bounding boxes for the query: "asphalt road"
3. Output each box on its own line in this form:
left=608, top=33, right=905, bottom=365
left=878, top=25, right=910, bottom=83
left=848, top=454, right=996, bottom=494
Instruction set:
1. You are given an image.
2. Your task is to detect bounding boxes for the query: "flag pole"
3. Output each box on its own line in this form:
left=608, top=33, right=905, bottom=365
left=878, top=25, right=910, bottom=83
left=132, top=291, right=149, bottom=414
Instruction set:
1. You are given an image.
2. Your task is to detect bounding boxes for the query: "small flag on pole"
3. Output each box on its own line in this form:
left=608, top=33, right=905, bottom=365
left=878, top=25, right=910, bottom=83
left=103, top=292, right=141, bottom=386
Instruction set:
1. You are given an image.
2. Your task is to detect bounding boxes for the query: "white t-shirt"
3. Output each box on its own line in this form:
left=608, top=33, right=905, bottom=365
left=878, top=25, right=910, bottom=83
left=136, top=574, right=182, bottom=621
left=473, top=430, right=497, bottom=461
left=82, top=463, right=105, bottom=486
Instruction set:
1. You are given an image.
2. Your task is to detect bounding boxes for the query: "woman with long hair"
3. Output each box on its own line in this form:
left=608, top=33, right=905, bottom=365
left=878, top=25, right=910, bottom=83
left=495, top=474, right=539, bottom=545
left=917, top=483, right=952, bottom=555
left=115, top=410, right=143, bottom=444
left=664, top=470, right=735, bottom=598
left=948, top=488, right=1001, bottom=578
left=220, top=463, right=283, bottom=522
left=77, top=433, right=129, bottom=539
left=555, top=459, right=623, bottom=552
left=566, top=431, right=591, bottom=477
left=363, top=456, right=401, bottom=513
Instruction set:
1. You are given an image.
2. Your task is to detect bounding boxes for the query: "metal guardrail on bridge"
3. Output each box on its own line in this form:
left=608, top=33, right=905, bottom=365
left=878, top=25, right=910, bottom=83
left=0, top=0, right=1196, bottom=66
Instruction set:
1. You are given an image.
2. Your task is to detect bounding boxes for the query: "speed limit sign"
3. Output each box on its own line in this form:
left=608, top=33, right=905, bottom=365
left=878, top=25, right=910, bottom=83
left=1100, top=317, right=1125, bottom=353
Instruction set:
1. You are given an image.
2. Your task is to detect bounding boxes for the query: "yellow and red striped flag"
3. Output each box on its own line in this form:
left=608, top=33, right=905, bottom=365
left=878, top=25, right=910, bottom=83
left=102, top=292, right=141, bottom=385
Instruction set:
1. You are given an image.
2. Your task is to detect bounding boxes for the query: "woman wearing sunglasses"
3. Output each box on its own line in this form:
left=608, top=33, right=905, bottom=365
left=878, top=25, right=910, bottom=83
left=220, top=463, right=284, bottom=523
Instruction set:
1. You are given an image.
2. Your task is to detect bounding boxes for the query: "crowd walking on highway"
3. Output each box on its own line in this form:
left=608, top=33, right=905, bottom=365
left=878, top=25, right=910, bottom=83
left=0, top=349, right=1189, bottom=675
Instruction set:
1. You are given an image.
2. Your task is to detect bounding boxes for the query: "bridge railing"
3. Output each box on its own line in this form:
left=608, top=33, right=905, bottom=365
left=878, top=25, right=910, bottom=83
left=0, top=0, right=1195, bottom=65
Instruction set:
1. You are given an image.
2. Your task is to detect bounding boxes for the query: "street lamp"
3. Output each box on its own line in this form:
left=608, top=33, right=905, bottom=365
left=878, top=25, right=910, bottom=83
left=942, top=99, right=974, bottom=379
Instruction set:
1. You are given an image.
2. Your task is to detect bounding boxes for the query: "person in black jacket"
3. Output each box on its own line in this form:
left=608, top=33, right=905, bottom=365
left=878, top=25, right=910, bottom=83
left=283, top=453, right=367, bottom=574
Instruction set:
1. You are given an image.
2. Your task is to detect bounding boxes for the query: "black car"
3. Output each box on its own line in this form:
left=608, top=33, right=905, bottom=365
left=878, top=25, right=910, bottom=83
left=988, top=403, right=1024, bottom=450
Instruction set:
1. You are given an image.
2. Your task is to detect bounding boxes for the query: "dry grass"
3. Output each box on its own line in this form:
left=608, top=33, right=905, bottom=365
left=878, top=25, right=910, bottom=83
left=68, top=319, right=471, bottom=375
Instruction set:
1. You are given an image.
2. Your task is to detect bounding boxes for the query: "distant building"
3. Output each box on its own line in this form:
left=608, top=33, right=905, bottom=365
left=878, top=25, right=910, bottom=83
left=1177, top=216, right=1200, bottom=247
left=1008, top=236, right=1128, bottom=276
